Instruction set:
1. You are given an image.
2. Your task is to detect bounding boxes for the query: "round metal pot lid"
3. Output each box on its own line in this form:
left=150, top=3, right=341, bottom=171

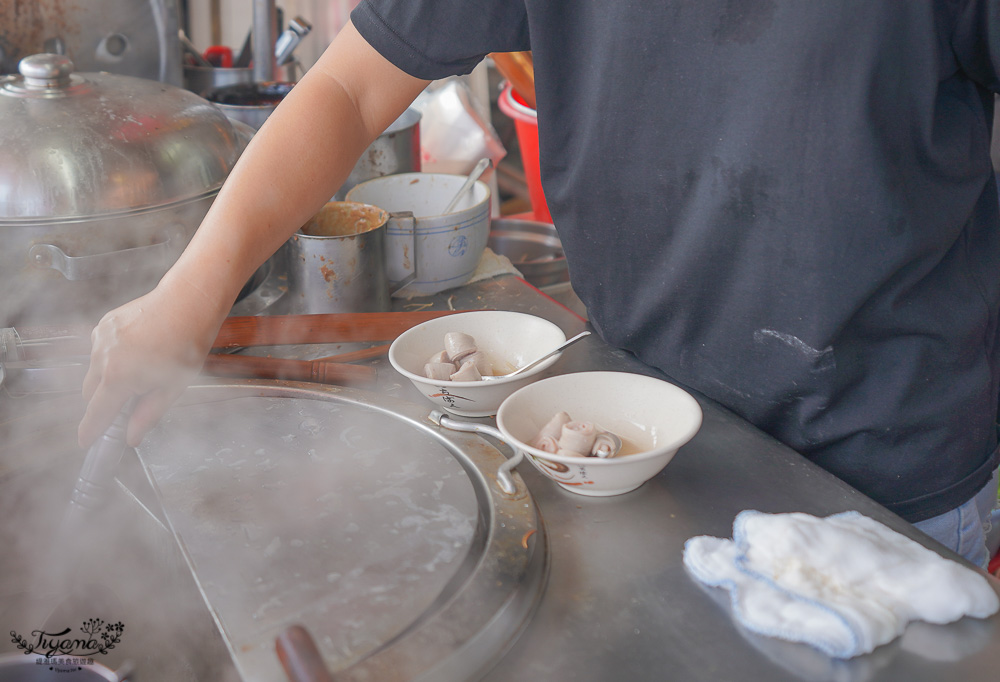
left=0, top=54, right=251, bottom=221
left=136, top=380, right=547, bottom=682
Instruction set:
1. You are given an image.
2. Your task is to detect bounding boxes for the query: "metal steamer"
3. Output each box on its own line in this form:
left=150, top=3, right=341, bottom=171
left=135, top=381, right=547, bottom=682
left=0, top=53, right=252, bottom=326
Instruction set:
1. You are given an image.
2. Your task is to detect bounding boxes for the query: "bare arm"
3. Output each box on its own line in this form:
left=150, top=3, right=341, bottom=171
left=78, top=21, right=430, bottom=447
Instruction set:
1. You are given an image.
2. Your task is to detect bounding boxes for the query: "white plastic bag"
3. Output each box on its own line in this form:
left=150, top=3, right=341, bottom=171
left=411, top=76, right=506, bottom=175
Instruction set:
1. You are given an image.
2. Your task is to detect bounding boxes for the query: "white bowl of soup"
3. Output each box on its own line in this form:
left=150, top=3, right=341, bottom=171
left=496, top=371, right=703, bottom=496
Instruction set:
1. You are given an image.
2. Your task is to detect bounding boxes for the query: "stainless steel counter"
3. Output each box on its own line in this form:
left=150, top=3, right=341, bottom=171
left=1, top=273, right=998, bottom=681
left=386, top=275, right=1000, bottom=682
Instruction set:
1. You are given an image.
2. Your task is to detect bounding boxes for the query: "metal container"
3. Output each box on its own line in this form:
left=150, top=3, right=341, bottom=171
left=487, top=218, right=568, bottom=288
left=333, top=107, right=421, bottom=200
left=0, top=54, right=253, bottom=326
left=183, top=64, right=254, bottom=98
left=206, top=81, right=295, bottom=131
left=283, top=201, right=392, bottom=314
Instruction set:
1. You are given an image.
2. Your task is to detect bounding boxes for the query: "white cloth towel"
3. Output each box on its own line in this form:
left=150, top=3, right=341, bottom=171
left=683, top=510, right=1000, bottom=659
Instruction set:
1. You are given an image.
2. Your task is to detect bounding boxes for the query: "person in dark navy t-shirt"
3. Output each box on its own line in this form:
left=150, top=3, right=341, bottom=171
left=79, top=2, right=1000, bottom=567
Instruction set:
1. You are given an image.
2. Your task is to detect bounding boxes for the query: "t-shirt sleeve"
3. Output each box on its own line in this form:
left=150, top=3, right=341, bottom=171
left=351, top=0, right=531, bottom=80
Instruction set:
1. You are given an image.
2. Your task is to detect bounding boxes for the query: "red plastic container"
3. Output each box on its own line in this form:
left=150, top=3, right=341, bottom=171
left=498, top=83, right=551, bottom=223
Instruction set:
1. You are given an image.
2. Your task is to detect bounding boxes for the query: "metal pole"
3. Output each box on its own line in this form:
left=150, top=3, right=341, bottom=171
left=252, top=0, right=276, bottom=83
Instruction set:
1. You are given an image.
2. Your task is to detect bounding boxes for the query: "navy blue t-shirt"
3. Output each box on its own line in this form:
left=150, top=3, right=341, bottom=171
left=353, top=0, right=1000, bottom=522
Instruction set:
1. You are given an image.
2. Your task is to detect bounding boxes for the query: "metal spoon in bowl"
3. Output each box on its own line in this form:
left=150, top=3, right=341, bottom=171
left=481, top=330, right=591, bottom=381
left=592, top=429, right=623, bottom=458
left=442, top=157, right=491, bottom=214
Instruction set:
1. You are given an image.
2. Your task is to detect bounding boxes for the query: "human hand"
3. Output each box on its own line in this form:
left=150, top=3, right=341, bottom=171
left=77, top=277, right=229, bottom=448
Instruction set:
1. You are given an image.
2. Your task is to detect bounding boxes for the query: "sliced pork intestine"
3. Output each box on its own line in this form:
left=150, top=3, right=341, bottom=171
left=591, top=431, right=619, bottom=458
left=462, top=350, right=493, bottom=376
left=427, top=350, right=452, bottom=365
left=536, top=411, right=571, bottom=443
left=533, top=435, right=560, bottom=453
left=531, top=412, right=619, bottom=458
left=444, top=332, right=478, bottom=364
left=558, top=421, right=597, bottom=455
left=424, top=362, right=456, bottom=381
left=449, top=359, right=483, bottom=382
left=423, top=333, right=501, bottom=381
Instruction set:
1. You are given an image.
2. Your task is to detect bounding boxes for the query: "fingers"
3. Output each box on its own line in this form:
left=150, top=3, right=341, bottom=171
left=78, top=318, right=128, bottom=447
left=82, top=320, right=110, bottom=402
left=82, top=331, right=101, bottom=402
left=126, top=386, right=186, bottom=447
left=78, top=381, right=133, bottom=448
left=79, top=356, right=196, bottom=448
left=81, top=363, right=100, bottom=403
left=77, top=286, right=221, bottom=449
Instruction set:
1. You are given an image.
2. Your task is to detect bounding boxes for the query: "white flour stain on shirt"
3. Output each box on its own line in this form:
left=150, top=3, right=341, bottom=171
left=754, top=329, right=835, bottom=369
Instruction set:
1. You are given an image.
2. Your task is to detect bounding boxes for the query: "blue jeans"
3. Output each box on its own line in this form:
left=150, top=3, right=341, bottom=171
left=913, top=468, right=1000, bottom=570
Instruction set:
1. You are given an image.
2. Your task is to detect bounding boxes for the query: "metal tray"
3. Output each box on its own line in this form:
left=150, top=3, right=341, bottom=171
left=136, top=380, right=546, bottom=682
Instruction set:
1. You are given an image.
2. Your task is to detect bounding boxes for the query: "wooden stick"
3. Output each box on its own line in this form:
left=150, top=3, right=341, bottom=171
left=201, top=354, right=376, bottom=387
left=312, top=344, right=391, bottom=364
left=276, top=625, right=334, bottom=682
left=6, top=309, right=471, bottom=359
left=212, top=311, right=465, bottom=349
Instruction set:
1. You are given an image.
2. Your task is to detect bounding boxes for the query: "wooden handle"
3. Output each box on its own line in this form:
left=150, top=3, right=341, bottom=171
left=276, top=625, right=334, bottom=682
left=7, top=309, right=469, bottom=360
left=212, top=311, right=465, bottom=349
left=313, top=344, right=391, bottom=364
left=491, top=51, right=536, bottom=109
left=202, top=353, right=376, bottom=387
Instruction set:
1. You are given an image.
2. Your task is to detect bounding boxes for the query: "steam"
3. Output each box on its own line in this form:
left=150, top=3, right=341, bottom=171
left=134, top=395, right=476, bottom=680
left=0, top=372, right=479, bottom=681
left=0, top=394, right=240, bottom=680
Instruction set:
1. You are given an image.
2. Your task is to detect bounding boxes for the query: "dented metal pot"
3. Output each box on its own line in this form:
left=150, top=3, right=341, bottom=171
left=282, top=201, right=393, bottom=314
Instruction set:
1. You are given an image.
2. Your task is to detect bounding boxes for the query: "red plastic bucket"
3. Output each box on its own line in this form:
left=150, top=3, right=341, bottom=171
left=498, top=83, right=551, bottom=223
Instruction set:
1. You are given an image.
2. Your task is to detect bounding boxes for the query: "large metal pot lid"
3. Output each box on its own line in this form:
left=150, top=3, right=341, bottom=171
left=0, top=54, right=250, bottom=221
left=136, top=380, right=547, bottom=682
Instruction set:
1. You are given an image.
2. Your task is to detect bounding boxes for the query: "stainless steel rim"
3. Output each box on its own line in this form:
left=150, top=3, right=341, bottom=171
left=148, top=379, right=549, bottom=682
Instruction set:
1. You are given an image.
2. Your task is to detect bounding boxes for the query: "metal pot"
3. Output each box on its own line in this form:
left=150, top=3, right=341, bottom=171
left=0, top=54, right=253, bottom=326
left=333, top=107, right=421, bottom=200
left=206, top=81, right=295, bottom=131
left=183, top=65, right=255, bottom=98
